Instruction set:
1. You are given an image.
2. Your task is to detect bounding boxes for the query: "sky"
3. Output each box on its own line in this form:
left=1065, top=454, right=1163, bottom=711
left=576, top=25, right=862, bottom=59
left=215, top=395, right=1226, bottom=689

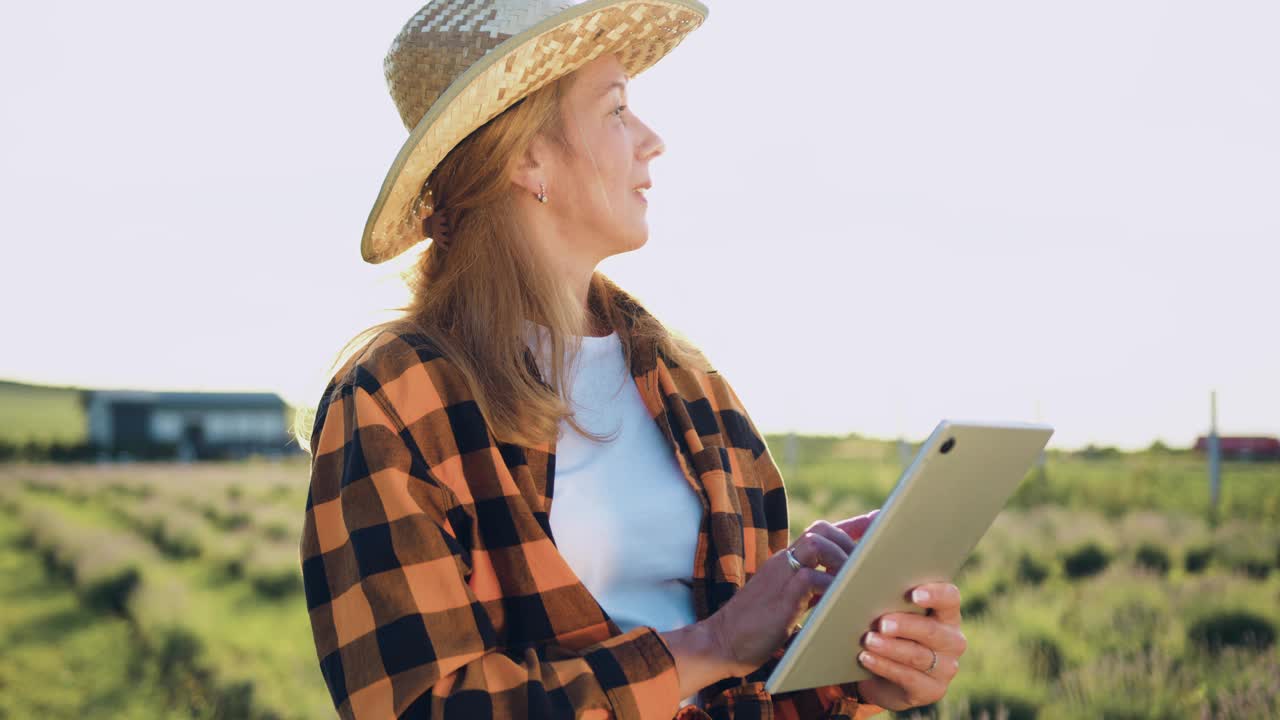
left=1, top=1, right=1276, bottom=451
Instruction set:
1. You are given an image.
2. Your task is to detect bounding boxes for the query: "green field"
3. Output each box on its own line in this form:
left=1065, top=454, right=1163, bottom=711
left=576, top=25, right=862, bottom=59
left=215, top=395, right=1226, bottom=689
left=0, top=380, right=87, bottom=446
left=0, top=437, right=1277, bottom=719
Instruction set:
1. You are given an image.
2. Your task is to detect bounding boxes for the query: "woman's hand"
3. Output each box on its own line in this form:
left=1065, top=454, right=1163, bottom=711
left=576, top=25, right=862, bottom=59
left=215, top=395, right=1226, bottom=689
left=704, top=520, right=859, bottom=677
left=833, top=509, right=967, bottom=711
left=854, top=582, right=966, bottom=711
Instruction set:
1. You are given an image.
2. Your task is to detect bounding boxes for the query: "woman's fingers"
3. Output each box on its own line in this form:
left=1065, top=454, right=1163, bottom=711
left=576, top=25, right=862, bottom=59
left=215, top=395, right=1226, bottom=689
left=861, top=631, right=958, bottom=680
left=788, top=528, right=852, bottom=574
left=909, top=582, right=964, bottom=627
left=856, top=648, right=948, bottom=706
left=875, top=610, right=968, bottom=658
left=855, top=580, right=967, bottom=711
left=787, top=567, right=834, bottom=602
left=801, top=519, right=858, bottom=556
left=782, top=565, right=836, bottom=616
left=834, top=509, right=879, bottom=543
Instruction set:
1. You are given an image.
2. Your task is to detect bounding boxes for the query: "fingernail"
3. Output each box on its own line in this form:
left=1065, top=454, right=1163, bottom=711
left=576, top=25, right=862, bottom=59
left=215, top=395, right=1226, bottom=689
left=859, top=651, right=875, bottom=665
left=913, top=589, right=929, bottom=604
left=881, top=619, right=896, bottom=634
left=866, top=633, right=884, bottom=649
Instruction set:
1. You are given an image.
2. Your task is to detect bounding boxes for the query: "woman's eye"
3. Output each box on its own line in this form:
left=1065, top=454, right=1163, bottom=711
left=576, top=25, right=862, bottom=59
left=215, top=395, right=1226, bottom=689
left=612, top=104, right=627, bottom=118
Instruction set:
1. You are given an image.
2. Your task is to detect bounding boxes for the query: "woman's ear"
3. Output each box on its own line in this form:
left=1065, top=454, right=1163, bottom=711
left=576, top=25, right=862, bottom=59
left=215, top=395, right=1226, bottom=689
left=510, top=135, right=552, bottom=196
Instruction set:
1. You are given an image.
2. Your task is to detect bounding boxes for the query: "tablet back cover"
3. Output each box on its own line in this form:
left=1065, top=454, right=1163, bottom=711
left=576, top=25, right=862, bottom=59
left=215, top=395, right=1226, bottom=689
left=765, top=420, right=1053, bottom=695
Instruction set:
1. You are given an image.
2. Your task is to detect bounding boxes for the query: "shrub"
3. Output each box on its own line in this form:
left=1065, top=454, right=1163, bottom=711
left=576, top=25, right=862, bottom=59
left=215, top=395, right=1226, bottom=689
left=1053, top=645, right=1201, bottom=720
left=1218, top=546, right=1273, bottom=580
left=205, top=531, right=254, bottom=582
left=147, top=515, right=205, bottom=560
left=114, top=498, right=206, bottom=560
left=964, top=691, right=1039, bottom=720
left=1107, top=598, right=1168, bottom=655
left=1062, top=542, right=1111, bottom=579
left=1185, top=545, right=1214, bottom=573
left=24, top=476, right=66, bottom=496
left=249, top=568, right=302, bottom=598
left=19, top=506, right=156, bottom=615
left=1200, top=648, right=1280, bottom=719
left=216, top=679, right=257, bottom=720
left=145, top=623, right=220, bottom=712
left=203, top=505, right=252, bottom=531
left=253, top=505, right=299, bottom=543
left=961, top=593, right=989, bottom=619
left=80, top=565, right=141, bottom=615
left=261, top=521, right=292, bottom=542
left=1016, top=553, right=1050, bottom=586
left=1239, top=559, right=1272, bottom=580
left=208, top=548, right=247, bottom=581
left=1133, top=543, right=1170, bottom=575
left=48, top=441, right=100, bottom=462
left=266, top=483, right=293, bottom=501
left=1187, top=611, right=1276, bottom=655
left=69, top=534, right=152, bottom=615
left=106, top=481, right=152, bottom=499
left=245, top=543, right=303, bottom=599
left=1020, top=632, right=1066, bottom=681
left=155, top=625, right=206, bottom=672
left=20, top=440, right=48, bottom=461
left=1077, top=444, right=1122, bottom=460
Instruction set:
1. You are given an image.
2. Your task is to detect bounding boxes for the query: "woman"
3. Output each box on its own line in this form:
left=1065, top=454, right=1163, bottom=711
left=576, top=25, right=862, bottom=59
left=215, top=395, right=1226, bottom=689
left=297, top=2, right=967, bottom=719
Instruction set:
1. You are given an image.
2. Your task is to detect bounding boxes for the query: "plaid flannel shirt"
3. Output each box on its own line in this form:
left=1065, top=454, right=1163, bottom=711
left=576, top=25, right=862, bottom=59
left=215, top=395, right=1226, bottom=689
left=300, top=327, right=886, bottom=720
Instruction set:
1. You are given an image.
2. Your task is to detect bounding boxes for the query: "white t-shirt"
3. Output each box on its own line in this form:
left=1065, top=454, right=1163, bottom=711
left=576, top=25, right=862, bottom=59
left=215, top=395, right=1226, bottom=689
left=523, top=321, right=704, bottom=709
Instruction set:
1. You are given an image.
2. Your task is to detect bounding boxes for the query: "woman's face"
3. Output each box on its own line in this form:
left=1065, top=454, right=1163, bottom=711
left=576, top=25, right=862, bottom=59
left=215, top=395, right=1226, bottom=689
left=523, top=53, right=665, bottom=266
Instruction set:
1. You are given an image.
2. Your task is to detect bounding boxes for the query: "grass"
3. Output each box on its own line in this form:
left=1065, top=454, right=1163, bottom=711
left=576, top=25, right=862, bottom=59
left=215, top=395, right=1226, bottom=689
left=2, top=466, right=329, bottom=720
left=0, top=509, right=190, bottom=719
left=2, top=435, right=1279, bottom=719
left=767, top=433, right=1280, bottom=525
left=0, top=380, right=87, bottom=446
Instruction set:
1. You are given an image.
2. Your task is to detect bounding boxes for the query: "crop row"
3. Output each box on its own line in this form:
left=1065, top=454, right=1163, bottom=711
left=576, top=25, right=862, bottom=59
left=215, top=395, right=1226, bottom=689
left=5, top=493, right=321, bottom=719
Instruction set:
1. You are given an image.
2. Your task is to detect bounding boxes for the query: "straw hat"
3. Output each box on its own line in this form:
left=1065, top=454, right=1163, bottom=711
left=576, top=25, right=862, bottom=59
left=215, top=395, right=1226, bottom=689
left=361, top=0, right=710, bottom=265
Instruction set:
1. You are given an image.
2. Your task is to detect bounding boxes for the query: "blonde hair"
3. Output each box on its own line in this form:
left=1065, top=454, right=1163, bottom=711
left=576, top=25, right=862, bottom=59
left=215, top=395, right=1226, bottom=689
left=293, top=66, right=711, bottom=452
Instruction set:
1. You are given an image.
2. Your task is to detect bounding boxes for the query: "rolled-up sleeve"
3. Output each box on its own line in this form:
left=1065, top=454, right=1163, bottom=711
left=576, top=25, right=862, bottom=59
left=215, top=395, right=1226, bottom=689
left=299, top=366, right=684, bottom=719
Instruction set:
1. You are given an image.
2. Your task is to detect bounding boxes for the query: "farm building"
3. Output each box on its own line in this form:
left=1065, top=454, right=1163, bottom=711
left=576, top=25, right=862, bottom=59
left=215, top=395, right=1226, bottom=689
left=1192, top=435, right=1280, bottom=461
left=80, top=389, right=300, bottom=460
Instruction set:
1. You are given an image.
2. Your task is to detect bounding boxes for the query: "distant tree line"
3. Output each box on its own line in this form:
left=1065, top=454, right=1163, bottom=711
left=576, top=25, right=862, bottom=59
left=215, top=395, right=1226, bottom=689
left=0, top=439, right=104, bottom=462
left=0, top=439, right=300, bottom=463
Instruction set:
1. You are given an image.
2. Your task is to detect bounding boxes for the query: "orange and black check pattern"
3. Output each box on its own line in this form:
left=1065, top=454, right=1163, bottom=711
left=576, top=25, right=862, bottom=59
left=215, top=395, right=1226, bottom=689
left=300, top=328, right=885, bottom=719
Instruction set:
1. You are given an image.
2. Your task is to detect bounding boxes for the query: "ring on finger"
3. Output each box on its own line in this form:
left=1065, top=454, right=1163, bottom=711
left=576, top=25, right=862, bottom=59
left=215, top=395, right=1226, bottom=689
left=925, top=649, right=938, bottom=674
left=785, top=547, right=805, bottom=571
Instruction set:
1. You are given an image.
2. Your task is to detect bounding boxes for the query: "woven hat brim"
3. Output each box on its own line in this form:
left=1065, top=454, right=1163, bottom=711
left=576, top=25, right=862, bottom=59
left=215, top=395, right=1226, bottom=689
left=361, top=0, right=708, bottom=265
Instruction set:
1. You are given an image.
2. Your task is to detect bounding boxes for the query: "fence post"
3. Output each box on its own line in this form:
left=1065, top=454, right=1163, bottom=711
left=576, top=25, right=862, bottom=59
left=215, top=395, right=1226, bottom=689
left=1208, top=390, right=1221, bottom=525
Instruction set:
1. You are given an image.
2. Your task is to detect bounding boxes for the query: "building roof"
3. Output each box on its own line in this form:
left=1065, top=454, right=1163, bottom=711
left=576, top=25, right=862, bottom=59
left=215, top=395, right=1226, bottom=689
left=80, top=389, right=286, bottom=410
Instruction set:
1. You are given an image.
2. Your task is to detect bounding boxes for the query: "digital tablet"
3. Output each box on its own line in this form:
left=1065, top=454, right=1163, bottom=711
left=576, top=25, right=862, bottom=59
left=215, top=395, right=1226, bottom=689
left=764, top=419, right=1054, bottom=695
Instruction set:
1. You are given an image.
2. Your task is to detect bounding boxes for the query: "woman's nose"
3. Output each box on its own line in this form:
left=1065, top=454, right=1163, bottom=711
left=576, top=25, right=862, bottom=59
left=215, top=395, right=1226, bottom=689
left=641, top=131, right=665, bottom=161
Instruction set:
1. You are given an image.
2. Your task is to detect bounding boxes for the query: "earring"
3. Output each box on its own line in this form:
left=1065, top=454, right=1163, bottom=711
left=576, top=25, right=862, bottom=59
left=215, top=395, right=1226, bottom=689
left=536, top=182, right=548, bottom=204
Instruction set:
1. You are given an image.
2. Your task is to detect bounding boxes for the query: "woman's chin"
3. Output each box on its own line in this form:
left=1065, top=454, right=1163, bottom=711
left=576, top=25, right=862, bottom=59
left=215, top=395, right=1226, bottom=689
left=632, top=226, right=650, bottom=248
left=613, top=229, right=648, bottom=255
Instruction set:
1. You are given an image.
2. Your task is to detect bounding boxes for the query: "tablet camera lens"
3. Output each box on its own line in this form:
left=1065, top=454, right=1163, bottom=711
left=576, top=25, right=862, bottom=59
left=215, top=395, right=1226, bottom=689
left=940, top=438, right=956, bottom=454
